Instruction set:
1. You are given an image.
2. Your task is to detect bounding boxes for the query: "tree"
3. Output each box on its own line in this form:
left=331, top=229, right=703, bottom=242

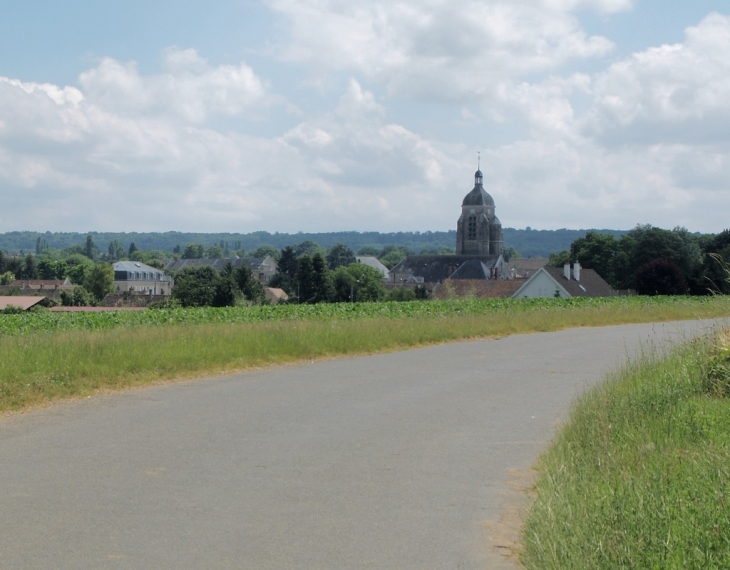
left=548, top=250, right=570, bottom=268
left=108, top=240, right=125, bottom=260
left=326, top=243, right=355, bottom=270
left=182, top=243, right=205, bottom=259
left=65, top=254, right=94, bottom=285
left=172, top=266, right=218, bottom=307
left=205, top=245, right=224, bottom=259
left=84, top=263, right=115, bottom=301
left=83, top=234, right=98, bottom=260
left=331, top=263, right=386, bottom=302
left=311, top=253, right=334, bottom=303
left=269, top=246, right=297, bottom=294
left=213, top=272, right=237, bottom=307
left=295, top=255, right=316, bottom=303
left=20, top=253, right=38, bottom=279
left=569, top=231, right=618, bottom=286
left=37, top=259, right=64, bottom=280
left=702, top=230, right=730, bottom=294
left=0, top=271, right=15, bottom=285
left=502, top=246, right=521, bottom=262
left=251, top=245, right=281, bottom=260
left=357, top=245, right=381, bottom=256
left=60, top=285, right=94, bottom=307
left=379, top=245, right=413, bottom=269
left=293, top=241, right=325, bottom=259
left=234, top=264, right=266, bottom=304
left=128, top=242, right=138, bottom=256
left=635, top=258, right=688, bottom=296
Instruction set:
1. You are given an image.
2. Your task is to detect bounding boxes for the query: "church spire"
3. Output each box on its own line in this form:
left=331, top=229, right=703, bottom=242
left=474, top=152, right=483, bottom=187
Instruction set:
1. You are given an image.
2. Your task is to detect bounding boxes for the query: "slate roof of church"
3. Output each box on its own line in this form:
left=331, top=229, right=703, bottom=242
left=390, top=255, right=501, bottom=283
left=449, top=259, right=492, bottom=280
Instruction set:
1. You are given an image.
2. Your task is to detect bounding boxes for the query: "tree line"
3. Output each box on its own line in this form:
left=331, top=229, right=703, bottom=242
left=548, top=225, right=730, bottom=295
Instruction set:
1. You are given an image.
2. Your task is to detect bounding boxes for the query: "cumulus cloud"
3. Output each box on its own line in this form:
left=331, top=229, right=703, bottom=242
left=585, top=13, right=730, bottom=146
left=266, top=0, right=618, bottom=102
left=78, top=47, right=271, bottom=123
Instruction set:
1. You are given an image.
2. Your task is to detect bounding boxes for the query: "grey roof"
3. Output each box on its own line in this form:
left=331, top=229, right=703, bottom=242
left=449, top=260, right=492, bottom=280
left=542, top=267, right=615, bottom=297
left=163, top=257, right=273, bottom=272
left=462, top=183, right=495, bottom=207
left=391, top=255, right=501, bottom=283
left=113, top=261, right=167, bottom=274
left=355, top=256, right=389, bottom=278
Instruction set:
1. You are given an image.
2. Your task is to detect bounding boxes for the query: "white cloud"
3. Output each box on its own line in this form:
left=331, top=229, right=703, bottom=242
left=267, top=0, right=617, bottom=102
left=78, top=48, right=271, bottom=123
left=585, top=13, right=730, bottom=146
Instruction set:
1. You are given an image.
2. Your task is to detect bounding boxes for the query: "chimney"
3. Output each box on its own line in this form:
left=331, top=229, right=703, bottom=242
left=564, top=263, right=571, bottom=280
left=573, top=262, right=581, bottom=282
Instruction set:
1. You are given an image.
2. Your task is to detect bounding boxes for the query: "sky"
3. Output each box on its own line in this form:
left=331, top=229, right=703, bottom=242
left=0, top=0, right=729, bottom=234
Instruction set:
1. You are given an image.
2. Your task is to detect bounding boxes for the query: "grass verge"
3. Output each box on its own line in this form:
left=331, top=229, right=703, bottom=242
left=1, top=296, right=729, bottom=413
left=521, top=327, right=730, bottom=569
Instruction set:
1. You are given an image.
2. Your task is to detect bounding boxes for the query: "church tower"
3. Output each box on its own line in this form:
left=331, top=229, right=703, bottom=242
left=455, top=167, right=503, bottom=256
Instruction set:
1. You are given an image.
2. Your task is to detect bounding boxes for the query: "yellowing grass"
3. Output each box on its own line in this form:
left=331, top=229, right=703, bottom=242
left=1, top=296, right=729, bottom=412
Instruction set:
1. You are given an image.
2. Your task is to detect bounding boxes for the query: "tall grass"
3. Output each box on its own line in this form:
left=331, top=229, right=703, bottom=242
left=522, top=328, right=730, bottom=569
left=1, top=296, right=729, bottom=412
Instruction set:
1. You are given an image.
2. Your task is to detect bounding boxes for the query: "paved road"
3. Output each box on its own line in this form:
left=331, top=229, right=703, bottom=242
left=0, top=320, right=723, bottom=569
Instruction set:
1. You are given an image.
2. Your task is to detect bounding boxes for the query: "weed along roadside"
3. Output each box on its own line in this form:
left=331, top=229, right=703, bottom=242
left=0, top=296, right=728, bottom=413
left=521, top=326, right=730, bottom=569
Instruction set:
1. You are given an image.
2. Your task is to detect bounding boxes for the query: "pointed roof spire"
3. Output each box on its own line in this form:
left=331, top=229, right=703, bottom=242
left=474, top=151, right=483, bottom=186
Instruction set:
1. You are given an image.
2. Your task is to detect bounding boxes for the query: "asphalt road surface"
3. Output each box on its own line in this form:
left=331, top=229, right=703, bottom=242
left=0, top=320, right=724, bottom=569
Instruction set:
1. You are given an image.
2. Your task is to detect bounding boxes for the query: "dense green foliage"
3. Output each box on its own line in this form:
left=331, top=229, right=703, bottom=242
left=523, top=331, right=730, bottom=569
left=550, top=225, right=728, bottom=295
left=0, top=296, right=726, bottom=337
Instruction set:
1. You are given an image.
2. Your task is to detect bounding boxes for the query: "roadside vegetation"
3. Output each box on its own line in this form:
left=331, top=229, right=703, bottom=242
left=521, top=325, right=730, bottom=569
left=1, top=295, right=728, bottom=413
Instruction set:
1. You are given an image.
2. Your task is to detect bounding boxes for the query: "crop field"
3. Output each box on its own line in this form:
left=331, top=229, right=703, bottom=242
left=1, top=295, right=728, bottom=412
left=2, top=295, right=728, bottom=336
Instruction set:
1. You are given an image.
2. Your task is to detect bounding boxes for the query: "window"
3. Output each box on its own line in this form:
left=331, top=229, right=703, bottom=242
left=467, top=215, right=477, bottom=240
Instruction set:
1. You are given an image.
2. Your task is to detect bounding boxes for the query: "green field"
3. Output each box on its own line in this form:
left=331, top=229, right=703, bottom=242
left=1, top=296, right=727, bottom=336
left=522, top=327, right=730, bottom=569
left=1, top=296, right=729, bottom=413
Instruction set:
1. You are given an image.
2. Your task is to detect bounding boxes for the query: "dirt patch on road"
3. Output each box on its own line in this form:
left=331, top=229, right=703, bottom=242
left=483, top=467, right=537, bottom=568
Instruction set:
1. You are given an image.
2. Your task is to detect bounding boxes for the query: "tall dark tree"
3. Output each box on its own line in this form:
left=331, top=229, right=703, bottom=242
left=311, top=253, right=334, bottom=302
left=295, top=255, right=316, bottom=303
left=83, top=234, right=98, bottom=260
left=326, top=243, right=355, bottom=270
left=702, top=230, right=730, bottom=294
left=128, top=242, right=138, bottom=256
left=21, top=253, right=38, bottom=280
left=234, top=264, right=266, bottom=304
left=569, top=231, right=618, bottom=285
left=269, top=246, right=297, bottom=294
left=635, top=258, right=688, bottom=296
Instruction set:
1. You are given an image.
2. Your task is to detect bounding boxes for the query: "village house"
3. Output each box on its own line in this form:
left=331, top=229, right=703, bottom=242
left=512, top=262, right=615, bottom=298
